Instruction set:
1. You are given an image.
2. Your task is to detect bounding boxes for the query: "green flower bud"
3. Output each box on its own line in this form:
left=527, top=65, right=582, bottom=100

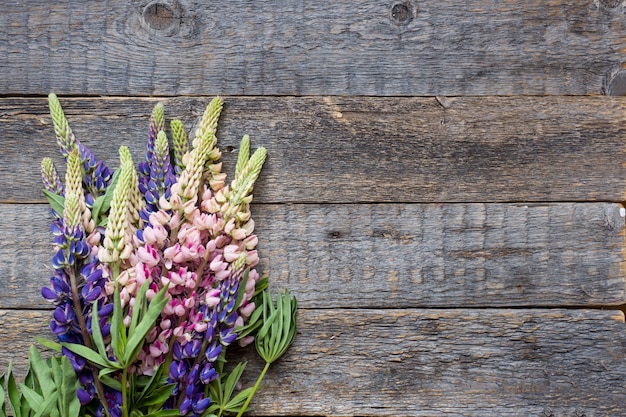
left=171, top=119, right=188, bottom=173
left=63, top=193, right=81, bottom=229
left=48, top=93, right=75, bottom=156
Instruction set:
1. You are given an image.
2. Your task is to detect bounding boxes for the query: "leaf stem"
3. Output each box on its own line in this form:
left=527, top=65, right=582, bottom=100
left=122, top=366, right=128, bottom=417
left=235, top=361, right=270, bottom=417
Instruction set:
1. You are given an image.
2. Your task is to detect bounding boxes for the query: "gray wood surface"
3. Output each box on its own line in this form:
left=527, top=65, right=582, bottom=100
left=3, top=96, right=626, bottom=204
left=1, top=1, right=625, bottom=96
left=3, top=2, right=626, bottom=415
left=1, top=308, right=624, bottom=416
left=2, top=202, right=624, bottom=310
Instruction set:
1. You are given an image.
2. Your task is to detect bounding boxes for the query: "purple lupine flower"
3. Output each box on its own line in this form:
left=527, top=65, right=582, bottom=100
left=137, top=103, right=164, bottom=178
left=139, top=131, right=176, bottom=222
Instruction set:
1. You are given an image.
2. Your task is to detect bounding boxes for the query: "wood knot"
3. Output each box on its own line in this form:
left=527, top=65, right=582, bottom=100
left=606, top=70, right=626, bottom=96
left=142, top=0, right=182, bottom=32
left=389, top=2, right=416, bottom=26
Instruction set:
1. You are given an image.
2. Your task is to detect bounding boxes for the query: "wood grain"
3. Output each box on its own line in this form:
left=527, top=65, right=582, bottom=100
left=1, top=309, right=624, bottom=416
left=1, top=1, right=625, bottom=96
left=2, top=96, right=626, bottom=204
left=2, top=202, right=624, bottom=310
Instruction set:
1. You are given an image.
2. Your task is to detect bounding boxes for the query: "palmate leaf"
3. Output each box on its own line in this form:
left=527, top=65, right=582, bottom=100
left=235, top=305, right=263, bottom=340
left=223, top=362, right=247, bottom=408
left=255, top=290, right=297, bottom=364
left=222, top=386, right=255, bottom=414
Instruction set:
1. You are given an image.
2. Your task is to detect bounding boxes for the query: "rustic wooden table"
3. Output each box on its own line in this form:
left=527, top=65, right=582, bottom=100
left=1, top=1, right=625, bottom=416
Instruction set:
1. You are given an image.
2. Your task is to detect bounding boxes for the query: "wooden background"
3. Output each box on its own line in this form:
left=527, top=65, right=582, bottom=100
left=1, top=1, right=626, bottom=415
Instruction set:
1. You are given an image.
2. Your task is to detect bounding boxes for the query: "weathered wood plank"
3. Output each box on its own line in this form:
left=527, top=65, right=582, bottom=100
left=2, top=96, right=626, bottom=204
left=2, top=202, right=624, bottom=310
left=1, top=1, right=625, bottom=96
left=1, top=309, right=624, bottom=416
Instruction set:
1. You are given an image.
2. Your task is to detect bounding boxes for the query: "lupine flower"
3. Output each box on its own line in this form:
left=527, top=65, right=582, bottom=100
left=41, top=157, right=64, bottom=195
left=40, top=96, right=287, bottom=417
left=48, top=93, right=113, bottom=200
left=171, top=119, right=188, bottom=174
left=99, top=151, right=135, bottom=265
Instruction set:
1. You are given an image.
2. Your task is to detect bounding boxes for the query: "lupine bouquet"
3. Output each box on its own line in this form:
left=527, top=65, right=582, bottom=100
left=0, top=95, right=296, bottom=417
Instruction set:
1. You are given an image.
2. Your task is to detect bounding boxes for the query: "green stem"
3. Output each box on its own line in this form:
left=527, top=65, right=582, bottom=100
left=122, top=366, right=128, bottom=417
left=235, top=361, right=271, bottom=417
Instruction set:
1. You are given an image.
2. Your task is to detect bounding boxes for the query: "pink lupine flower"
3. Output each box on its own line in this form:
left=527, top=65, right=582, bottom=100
left=244, top=234, right=258, bottom=250
left=231, top=228, right=247, bottom=240
left=239, top=301, right=255, bottom=318
left=246, top=250, right=259, bottom=267
left=209, top=255, right=227, bottom=273
left=223, top=244, right=241, bottom=262
left=143, top=224, right=168, bottom=247
left=150, top=209, right=170, bottom=226
left=136, top=244, right=160, bottom=268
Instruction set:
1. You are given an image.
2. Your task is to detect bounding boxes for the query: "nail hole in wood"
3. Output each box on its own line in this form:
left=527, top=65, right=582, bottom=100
left=328, top=231, right=342, bottom=239
left=390, top=2, right=415, bottom=26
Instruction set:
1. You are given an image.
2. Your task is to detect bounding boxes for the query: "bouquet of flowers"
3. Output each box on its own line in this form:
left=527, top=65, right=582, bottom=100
left=0, top=95, right=296, bottom=417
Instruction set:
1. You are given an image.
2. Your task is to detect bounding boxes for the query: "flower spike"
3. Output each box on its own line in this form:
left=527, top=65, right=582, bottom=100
left=41, top=158, right=64, bottom=195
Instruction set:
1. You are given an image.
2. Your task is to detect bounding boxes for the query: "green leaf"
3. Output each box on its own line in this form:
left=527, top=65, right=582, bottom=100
left=136, top=363, right=166, bottom=403
left=93, top=168, right=121, bottom=224
left=110, top=287, right=125, bottom=363
left=235, top=306, right=263, bottom=340
left=123, top=284, right=169, bottom=365
left=28, top=345, right=56, bottom=398
left=223, top=362, right=247, bottom=406
left=252, top=276, right=269, bottom=299
left=136, top=383, right=175, bottom=407
left=42, top=189, right=65, bottom=215
left=35, top=337, right=62, bottom=353
left=6, top=362, right=21, bottom=417
left=142, top=410, right=183, bottom=417
left=61, top=343, right=110, bottom=368
left=223, top=386, right=255, bottom=413
left=60, top=356, right=80, bottom=417
left=0, top=375, right=7, bottom=417
left=31, top=393, right=58, bottom=417
left=90, top=301, right=108, bottom=360
left=233, top=270, right=249, bottom=312
left=17, top=384, right=44, bottom=412
left=99, top=374, right=122, bottom=392
left=255, top=291, right=297, bottom=364
left=129, top=281, right=150, bottom=337
left=256, top=293, right=277, bottom=341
